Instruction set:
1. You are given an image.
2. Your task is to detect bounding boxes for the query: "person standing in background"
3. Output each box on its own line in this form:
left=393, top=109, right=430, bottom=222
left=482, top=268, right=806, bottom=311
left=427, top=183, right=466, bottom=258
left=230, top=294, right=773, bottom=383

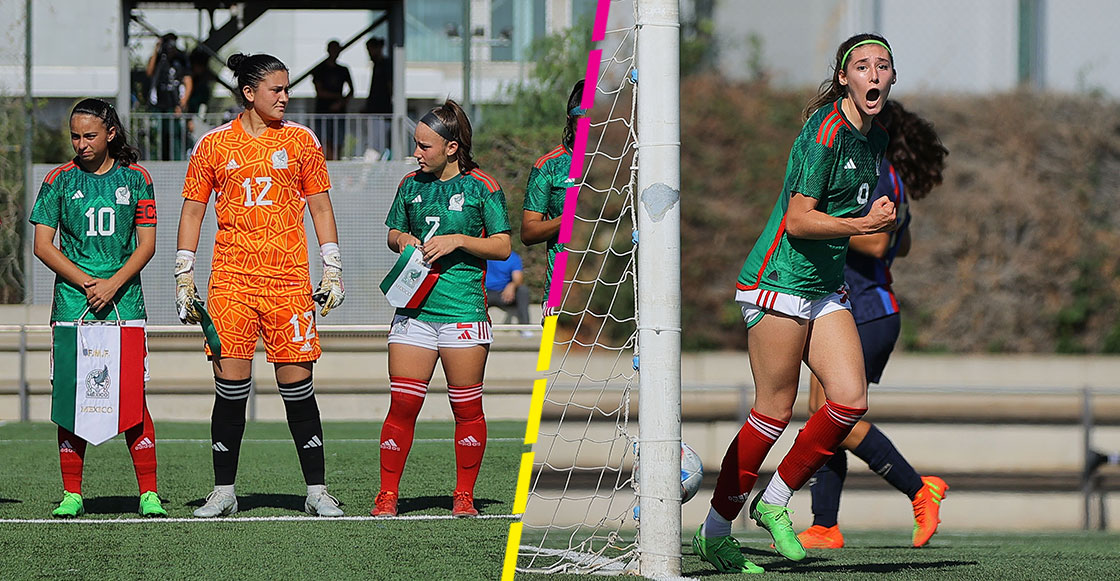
left=311, top=40, right=353, bottom=160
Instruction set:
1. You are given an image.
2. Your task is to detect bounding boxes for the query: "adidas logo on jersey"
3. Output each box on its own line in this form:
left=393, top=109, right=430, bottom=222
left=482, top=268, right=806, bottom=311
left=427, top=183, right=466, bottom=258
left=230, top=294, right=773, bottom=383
left=380, top=439, right=401, bottom=452
left=133, top=437, right=154, bottom=450
left=212, top=442, right=230, bottom=452
left=302, top=435, right=323, bottom=449
left=844, top=158, right=857, bottom=170
left=410, top=194, right=422, bottom=203
left=226, top=158, right=240, bottom=170
left=271, top=148, right=289, bottom=169
left=71, top=190, right=84, bottom=200
left=456, top=435, right=482, bottom=447
left=300, top=340, right=313, bottom=353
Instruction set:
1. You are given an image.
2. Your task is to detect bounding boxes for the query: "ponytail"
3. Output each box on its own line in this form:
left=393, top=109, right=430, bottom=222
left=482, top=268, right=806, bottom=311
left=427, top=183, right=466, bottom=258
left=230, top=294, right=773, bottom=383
left=421, top=99, right=477, bottom=173
left=71, top=98, right=140, bottom=166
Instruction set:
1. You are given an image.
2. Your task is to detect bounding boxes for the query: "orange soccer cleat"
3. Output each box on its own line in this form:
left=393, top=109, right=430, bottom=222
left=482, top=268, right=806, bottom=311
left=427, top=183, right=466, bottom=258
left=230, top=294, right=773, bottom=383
left=370, top=490, right=398, bottom=517
left=797, top=524, right=845, bottom=549
left=452, top=490, right=479, bottom=517
left=911, top=476, right=948, bottom=547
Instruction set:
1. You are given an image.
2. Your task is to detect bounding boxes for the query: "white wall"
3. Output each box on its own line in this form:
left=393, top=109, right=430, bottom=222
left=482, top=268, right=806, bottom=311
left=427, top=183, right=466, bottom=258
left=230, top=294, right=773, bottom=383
left=712, top=0, right=1120, bottom=96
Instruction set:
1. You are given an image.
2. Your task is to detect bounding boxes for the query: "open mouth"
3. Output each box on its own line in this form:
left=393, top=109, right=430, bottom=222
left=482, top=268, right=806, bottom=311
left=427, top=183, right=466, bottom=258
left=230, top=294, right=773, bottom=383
left=865, top=88, right=881, bottom=106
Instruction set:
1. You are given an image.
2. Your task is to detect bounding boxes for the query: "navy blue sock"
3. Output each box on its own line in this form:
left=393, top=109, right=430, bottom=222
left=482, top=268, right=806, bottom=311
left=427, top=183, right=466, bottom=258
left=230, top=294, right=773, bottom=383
left=850, top=424, right=924, bottom=499
left=809, top=450, right=847, bottom=527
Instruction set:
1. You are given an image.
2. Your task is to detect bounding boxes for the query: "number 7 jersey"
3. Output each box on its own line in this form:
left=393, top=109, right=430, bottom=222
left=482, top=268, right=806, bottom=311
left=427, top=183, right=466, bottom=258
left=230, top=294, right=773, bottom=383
left=183, top=114, right=331, bottom=287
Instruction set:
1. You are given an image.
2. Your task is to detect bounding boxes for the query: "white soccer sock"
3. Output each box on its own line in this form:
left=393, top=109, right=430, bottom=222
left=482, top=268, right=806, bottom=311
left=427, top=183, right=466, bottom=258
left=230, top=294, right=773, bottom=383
left=215, top=484, right=235, bottom=496
left=307, top=484, right=327, bottom=496
left=701, top=507, right=733, bottom=538
left=760, top=474, right=794, bottom=507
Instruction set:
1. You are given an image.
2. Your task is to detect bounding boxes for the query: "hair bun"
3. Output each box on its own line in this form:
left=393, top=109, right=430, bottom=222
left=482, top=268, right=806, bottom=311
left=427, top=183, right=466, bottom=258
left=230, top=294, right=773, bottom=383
left=226, top=53, right=247, bottom=72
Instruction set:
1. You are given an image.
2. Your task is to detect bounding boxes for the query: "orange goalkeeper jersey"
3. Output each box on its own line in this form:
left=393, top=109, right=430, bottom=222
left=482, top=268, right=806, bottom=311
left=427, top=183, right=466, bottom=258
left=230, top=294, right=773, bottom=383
left=183, top=114, right=331, bottom=287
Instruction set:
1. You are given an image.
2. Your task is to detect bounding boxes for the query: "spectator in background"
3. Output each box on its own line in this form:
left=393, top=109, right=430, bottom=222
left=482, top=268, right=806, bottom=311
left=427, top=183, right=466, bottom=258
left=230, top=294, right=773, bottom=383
left=145, top=33, right=191, bottom=160
left=485, top=251, right=530, bottom=325
left=363, top=36, right=393, bottom=153
left=184, top=48, right=215, bottom=152
left=311, top=40, right=353, bottom=160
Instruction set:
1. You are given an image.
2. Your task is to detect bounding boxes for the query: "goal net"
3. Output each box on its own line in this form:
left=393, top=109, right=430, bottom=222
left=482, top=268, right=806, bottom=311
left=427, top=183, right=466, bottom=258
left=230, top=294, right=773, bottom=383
left=517, top=0, right=681, bottom=574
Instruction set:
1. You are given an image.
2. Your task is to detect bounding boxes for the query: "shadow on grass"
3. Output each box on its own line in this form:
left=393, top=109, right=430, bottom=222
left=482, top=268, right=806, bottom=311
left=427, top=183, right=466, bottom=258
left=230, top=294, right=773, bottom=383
left=0, top=498, right=21, bottom=505
left=185, top=493, right=306, bottom=512
left=762, top=558, right=980, bottom=575
left=84, top=495, right=144, bottom=514
left=398, top=494, right=503, bottom=515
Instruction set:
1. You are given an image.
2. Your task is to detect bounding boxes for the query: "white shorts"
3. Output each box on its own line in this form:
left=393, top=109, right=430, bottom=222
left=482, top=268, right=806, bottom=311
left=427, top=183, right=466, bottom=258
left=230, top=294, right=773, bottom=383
left=735, top=287, right=850, bottom=328
left=387, top=315, right=493, bottom=350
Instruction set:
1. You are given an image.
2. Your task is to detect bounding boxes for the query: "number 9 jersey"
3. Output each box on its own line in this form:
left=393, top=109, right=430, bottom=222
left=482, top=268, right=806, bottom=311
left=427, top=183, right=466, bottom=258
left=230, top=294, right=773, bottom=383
left=29, top=161, right=157, bottom=322
left=182, top=115, right=331, bottom=291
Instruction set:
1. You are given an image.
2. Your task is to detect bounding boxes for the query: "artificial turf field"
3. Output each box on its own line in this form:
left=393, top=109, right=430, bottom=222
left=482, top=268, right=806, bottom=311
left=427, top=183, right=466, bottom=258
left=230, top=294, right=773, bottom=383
left=515, top=530, right=1120, bottom=580
left=0, top=420, right=525, bottom=580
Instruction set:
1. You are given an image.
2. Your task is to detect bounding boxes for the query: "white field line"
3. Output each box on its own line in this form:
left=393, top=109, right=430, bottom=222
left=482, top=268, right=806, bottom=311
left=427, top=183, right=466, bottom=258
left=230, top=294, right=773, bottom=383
left=0, top=514, right=521, bottom=524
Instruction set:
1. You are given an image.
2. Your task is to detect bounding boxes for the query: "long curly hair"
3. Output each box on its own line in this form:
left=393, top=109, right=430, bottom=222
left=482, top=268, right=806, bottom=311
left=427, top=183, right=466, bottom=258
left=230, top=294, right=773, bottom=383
left=880, top=101, right=948, bottom=200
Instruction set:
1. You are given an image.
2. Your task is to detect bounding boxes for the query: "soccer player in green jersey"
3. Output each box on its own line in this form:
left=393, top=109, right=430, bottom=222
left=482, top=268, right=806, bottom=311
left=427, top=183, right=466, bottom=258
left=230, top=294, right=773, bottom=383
left=692, top=34, right=899, bottom=574
left=30, top=98, right=166, bottom=518
left=800, top=101, right=949, bottom=550
left=521, top=80, right=585, bottom=317
left=373, top=100, right=512, bottom=518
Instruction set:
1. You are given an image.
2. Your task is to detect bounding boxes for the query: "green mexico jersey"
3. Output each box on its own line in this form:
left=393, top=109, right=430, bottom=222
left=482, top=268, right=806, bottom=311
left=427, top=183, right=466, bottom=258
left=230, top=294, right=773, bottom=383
left=385, top=168, right=511, bottom=322
left=29, top=160, right=156, bottom=322
left=737, top=98, right=888, bottom=299
left=524, top=145, right=573, bottom=296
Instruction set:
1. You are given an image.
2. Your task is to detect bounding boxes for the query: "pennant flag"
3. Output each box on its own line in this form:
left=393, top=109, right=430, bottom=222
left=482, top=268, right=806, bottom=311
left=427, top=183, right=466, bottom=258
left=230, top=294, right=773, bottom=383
left=380, top=244, right=439, bottom=308
left=195, top=299, right=222, bottom=359
left=51, top=323, right=145, bottom=445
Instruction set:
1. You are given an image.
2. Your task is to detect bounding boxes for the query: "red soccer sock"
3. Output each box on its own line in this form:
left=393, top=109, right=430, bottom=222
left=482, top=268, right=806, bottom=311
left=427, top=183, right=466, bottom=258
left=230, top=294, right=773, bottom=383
left=709, top=409, right=788, bottom=520
left=448, top=383, right=486, bottom=494
left=57, top=427, right=87, bottom=494
left=776, top=400, right=867, bottom=490
left=379, top=376, right=428, bottom=493
left=125, top=402, right=158, bottom=494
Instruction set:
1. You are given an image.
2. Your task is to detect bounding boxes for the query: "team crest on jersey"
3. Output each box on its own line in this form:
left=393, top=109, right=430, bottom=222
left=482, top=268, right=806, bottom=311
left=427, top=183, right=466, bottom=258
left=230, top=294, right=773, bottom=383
left=448, top=193, right=465, bottom=212
left=114, top=186, right=131, bottom=205
left=271, top=148, right=289, bottom=169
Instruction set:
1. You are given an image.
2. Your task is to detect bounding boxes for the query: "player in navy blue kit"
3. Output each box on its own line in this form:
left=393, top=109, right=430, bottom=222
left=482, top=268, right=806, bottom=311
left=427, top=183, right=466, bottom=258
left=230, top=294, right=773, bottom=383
left=798, top=100, right=949, bottom=549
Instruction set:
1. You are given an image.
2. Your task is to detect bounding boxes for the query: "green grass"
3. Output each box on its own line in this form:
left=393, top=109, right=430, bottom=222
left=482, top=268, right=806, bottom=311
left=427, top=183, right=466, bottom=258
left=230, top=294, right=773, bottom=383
left=0, top=420, right=526, bottom=580
left=517, top=530, right=1120, bottom=580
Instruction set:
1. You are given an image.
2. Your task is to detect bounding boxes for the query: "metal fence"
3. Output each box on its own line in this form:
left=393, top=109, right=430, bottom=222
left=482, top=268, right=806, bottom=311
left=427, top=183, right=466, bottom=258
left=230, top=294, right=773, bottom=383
left=129, top=112, right=412, bottom=162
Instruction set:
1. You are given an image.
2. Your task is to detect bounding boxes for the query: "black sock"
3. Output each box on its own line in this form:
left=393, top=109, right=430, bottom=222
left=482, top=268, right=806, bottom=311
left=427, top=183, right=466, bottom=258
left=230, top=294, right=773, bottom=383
left=851, top=424, right=924, bottom=499
left=278, top=377, right=325, bottom=486
left=211, top=377, right=251, bottom=486
left=809, top=450, right=847, bottom=527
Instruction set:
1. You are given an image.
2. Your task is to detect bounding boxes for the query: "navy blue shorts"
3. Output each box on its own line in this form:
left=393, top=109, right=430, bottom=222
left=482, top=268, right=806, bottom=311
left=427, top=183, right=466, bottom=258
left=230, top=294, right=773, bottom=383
left=857, top=313, right=901, bottom=384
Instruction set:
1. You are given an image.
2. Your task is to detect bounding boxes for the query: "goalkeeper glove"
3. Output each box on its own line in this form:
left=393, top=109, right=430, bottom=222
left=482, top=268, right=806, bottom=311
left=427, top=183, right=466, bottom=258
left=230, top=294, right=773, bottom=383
left=174, top=250, right=202, bottom=324
left=312, top=242, right=345, bottom=316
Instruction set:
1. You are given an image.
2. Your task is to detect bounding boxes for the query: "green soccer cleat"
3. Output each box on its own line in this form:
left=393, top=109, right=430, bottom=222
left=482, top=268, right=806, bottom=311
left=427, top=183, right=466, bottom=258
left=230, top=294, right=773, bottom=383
left=52, top=491, right=85, bottom=518
left=692, top=526, right=765, bottom=574
left=139, top=491, right=168, bottom=517
left=749, top=494, right=806, bottom=561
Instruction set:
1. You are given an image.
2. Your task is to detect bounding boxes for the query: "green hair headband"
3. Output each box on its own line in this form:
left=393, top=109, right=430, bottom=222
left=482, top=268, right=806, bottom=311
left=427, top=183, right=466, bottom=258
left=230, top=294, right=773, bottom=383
left=842, top=39, right=892, bottom=68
